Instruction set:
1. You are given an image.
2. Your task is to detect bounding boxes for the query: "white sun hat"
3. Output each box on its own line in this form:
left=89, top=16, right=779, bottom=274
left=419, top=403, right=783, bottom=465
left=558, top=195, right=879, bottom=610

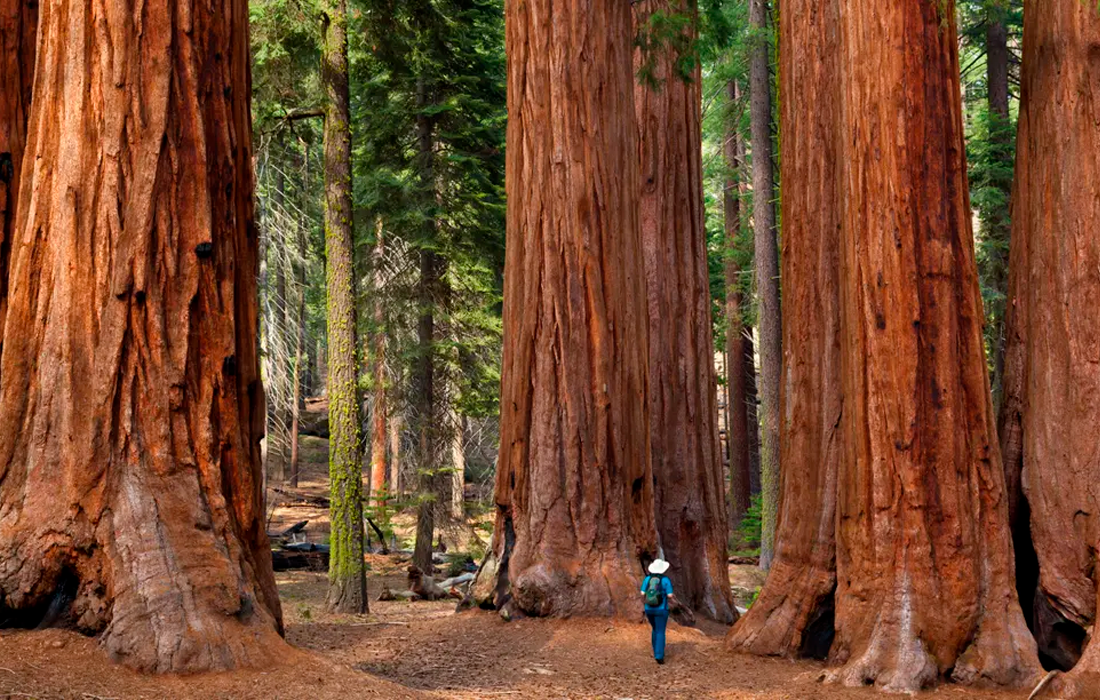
left=648, top=559, right=670, bottom=575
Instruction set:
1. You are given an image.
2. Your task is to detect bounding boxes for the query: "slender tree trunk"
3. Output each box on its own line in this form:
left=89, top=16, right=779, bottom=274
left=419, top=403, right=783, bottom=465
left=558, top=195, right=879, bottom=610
left=998, top=2, right=1100, bottom=689
left=471, top=0, right=657, bottom=618
left=388, top=412, right=403, bottom=496
left=827, top=1, right=1041, bottom=691
left=289, top=141, right=310, bottom=489
left=724, top=81, right=752, bottom=534
left=984, top=7, right=1012, bottom=409
left=0, top=0, right=35, bottom=361
left=322, top=0, right=366, bottom=615
left=451, top=413, right=465, bottom=521
left=749, top=0, right=781, bottom=572
left=369, top=222, right=388, bottom=508
left=0, top=1, right=285, bottom=672
left=270, top=160, right=290, bottom=485
left=728, top=0, right=840, bottom=659
left=633, top=0, right=734, bottom=624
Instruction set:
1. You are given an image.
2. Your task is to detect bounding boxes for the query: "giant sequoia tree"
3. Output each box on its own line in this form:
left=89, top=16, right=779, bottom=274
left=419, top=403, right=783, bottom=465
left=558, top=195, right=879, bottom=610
left=0, top=0, right=284, bottom=672
left=727, top=0, right=840, bottom=659
left=634, top=0, right=734, bottom=624
left=828, top=0, right=1040, bottom=690
left=998, top=1, right=1100, bottom=691
left=472, top=0, right=658, bottom=618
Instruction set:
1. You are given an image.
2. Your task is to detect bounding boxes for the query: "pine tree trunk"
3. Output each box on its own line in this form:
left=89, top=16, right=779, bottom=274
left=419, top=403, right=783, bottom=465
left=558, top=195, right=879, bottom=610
left=724, top=81, right=752, bottom=533
left=270, top=163, right=290, bottom=485
left=633, top=0, right=734, bottom=624
left=289, top=142, right=310, bottom=489
left=322, top=0, right=367, bottom=615
left=0, top=0, right=36, bottom=368
left=389, top=413, right=403, bottom=496
left=749, top=0, right=781, bottom=572
left=472, top=0, right=657, bottom=618
left=828, top=1, right=1040, bottom=691
left=728, top=0, right=840, bottom=658
left=369, top=223, right=388, bottom=508
left=0, top=1, right=285, bottom=672
left=451, top=413, right=465, bottom=521
left=998, top=2, right=1100, bottom=689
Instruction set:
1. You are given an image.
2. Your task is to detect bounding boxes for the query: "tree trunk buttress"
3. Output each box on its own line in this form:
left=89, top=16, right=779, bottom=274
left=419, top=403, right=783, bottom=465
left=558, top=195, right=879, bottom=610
left=472, top=0, right=658, bottom=619
left=749, top=0, right=781, bottom=572
left=0, top=0, right=36, bottom=363
left=633, top=0, right=735, bottom=625
left=829, top=0, right=1040, bottom=691
left=723, top=81, right=752, bottom=533
left=998, top=2, right=1100, bottom=689
left=728, top=0, right=841, bottom=659
left=0, top=0, right=285, bottom=672
left=322, top=0, right=367, bottom=615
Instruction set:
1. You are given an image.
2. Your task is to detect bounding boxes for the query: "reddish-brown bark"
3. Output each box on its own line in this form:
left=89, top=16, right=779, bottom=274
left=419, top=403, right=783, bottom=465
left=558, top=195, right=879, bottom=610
left=828, top=1, right=1040, bottom=691
left=998, top=1, right=1100, bottom=690
left=633, top=0, right=734, bottom=625
left=0, top=0, right=284, bottom=672
left=0, top=0, right=36, bottom=359
left=472, top=0, right=657, bottom=618
left=369, top=222, right=387, bottom=507
left=728, top=0, right=840, bottom=659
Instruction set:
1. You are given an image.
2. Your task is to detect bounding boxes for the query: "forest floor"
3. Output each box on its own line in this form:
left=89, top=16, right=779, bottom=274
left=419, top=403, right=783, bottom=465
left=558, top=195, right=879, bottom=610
left=0, top=417, right=1035, bottom=699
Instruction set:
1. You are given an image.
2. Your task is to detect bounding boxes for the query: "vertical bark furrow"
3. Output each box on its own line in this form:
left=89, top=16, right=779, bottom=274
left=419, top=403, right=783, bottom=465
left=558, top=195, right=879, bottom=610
left=0, top=0, right=283, bottom=673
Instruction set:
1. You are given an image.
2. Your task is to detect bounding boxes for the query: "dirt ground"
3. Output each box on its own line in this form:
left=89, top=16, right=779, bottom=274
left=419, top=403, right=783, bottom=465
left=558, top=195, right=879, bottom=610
left=0, top=425, right=1040, bottom=699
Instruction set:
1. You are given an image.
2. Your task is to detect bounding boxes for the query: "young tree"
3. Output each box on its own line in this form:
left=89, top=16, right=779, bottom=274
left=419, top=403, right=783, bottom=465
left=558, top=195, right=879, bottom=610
left=471, top=0, right=658, bottom=617
left=634, top=0, right=734, bottom=624
left=998, top=1, right=1100, bottom=689
left=727, top=0, right=840, bottom=658
left=828, top=0, right=1040, bottom=690
left=322, top=0, right=367, bottom=614
left=748, top=0, right=781, bottom=571
left=0, top=0, right=36, bottom=363
left=0, top=1, right=284, bottom=671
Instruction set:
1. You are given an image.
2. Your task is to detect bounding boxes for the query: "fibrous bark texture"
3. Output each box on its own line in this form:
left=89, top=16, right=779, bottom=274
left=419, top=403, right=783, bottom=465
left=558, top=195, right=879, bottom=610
left=728, top=0, right=840, bottom=659
left=0, top=0, right=36, bottom=362
left=0, top=0, right=284, bottom=672
left=473, top=0, right=658, bottom=618
left=998, top=1, right=1100, bottom=689
left=829, top=0, right=1040, bottom=691
left=633, top=0, right=734, bottom=625
left=749, top=0, right=781, bottom=572
left=723, top=81, right=752, bottom=532
left=322, top=0, right=367, bottom=615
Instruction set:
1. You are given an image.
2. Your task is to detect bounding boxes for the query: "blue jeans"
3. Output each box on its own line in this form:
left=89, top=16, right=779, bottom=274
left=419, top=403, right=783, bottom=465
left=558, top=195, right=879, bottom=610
left=645, top=609, right=668, bottom=660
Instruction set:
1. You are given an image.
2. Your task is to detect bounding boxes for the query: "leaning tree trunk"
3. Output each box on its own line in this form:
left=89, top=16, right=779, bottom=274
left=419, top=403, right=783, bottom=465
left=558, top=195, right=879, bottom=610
left=998, top=2, right=1100, bottom=690
left=749, top=0, right=781, bottom=572
left=723, top=81, right=752, bottom=532
left=471, top=0, right=658, bottom=618
left=633, top=0, right=734, bottom=625
left=828, top=0, right=1041, bottom=691
left=727, top=0, right=840, bottom=659
left=0, top=0, right=36, bottom=362
left=322, top=0, right=367, bottom=614
left=0, top=0, right=284, bottom=672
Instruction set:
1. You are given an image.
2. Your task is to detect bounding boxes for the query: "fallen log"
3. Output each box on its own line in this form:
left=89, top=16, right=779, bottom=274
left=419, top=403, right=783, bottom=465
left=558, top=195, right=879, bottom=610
left=272, top=548, right=329, bottom=572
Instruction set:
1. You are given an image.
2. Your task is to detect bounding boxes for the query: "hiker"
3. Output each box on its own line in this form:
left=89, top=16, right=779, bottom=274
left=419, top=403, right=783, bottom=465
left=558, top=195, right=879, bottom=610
left=641, top=559, right=675, bottom=664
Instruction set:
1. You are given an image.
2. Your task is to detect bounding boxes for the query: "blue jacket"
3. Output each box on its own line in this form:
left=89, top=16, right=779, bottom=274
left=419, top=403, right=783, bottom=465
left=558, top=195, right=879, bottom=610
left=641, top=574, right=673, bottom=612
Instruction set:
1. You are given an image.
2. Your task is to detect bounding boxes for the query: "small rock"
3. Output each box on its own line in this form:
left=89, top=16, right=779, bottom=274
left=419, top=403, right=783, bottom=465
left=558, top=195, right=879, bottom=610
left=47, top=639, right=65, bottom=649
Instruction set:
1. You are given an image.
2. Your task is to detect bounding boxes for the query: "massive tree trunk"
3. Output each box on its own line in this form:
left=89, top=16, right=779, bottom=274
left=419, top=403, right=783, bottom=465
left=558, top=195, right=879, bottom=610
left=0, top=0, right=36, bottom=361
left=322, top=0, right=367, bottom=614
left=369, top=223, right=388, bottom=508
left=0, top=0, right=284, bottom=672
left=472, top=0, right=657, bottom=618
left=728, top=0, right=840, bottom=659
left=749, top=0, right=781, bottom=572
left=998, top=2, right=1100, bottom=690
left=723, top=81, right=752, bottom=533
left=828, top=0, right=1040, bottom=691
left=633, top=0, right=734, bottom=625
